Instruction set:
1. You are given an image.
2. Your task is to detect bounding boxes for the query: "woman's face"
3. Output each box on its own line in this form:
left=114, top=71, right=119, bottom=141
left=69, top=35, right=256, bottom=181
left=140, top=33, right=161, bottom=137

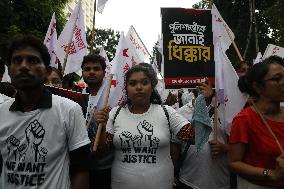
left=260, top=63, right=284, bottom=102
left=126, top=71, right=152, bottom=106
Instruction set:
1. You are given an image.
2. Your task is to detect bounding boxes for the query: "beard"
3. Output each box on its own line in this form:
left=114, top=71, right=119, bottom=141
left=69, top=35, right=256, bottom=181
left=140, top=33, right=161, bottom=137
left=12, top=75, right=45, bottom=91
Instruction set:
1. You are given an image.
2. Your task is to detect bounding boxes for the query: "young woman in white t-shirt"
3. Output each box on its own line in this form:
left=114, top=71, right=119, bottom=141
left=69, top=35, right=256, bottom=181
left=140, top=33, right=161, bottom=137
left=96, top=64, right=194, bottom=189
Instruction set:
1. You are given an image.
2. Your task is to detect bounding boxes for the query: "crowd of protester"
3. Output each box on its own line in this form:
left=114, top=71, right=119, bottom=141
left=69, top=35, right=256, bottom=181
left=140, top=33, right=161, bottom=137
left=0, top=35, right=284, bottom=189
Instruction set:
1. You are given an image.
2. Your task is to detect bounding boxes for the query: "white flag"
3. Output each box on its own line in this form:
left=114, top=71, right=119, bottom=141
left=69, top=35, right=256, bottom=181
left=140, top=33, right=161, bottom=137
left=108, top=33, right=129, bottom=107
left=254, top=52, right=263, bottom=64
left=263, top=44, right=284, bottom=59
left=97, top=0, right=108, bottom=14
left=99, top=47, right=111, bottom=77
left=44, top=13, right=58, bottom=69
left=1, top=65, right=11, bottom=82
left=125, top=25, right=150, bottom=63
left=157, top=34, right=163, bottom=54
left=56, top=0, right=87, bottom=75
left=212, top=4, right=234, bottom=51
left=215, top=42, right=248, bottom=134
left=108, top=28, right=148, bottom=108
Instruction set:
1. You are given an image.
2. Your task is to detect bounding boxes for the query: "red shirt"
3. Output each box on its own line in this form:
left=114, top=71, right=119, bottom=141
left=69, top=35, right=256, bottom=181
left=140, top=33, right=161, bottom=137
left=230, top=107, right=284, bottom=188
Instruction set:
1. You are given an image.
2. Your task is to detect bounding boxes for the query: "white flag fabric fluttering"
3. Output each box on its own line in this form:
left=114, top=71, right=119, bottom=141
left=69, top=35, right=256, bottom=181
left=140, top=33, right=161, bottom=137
left=263, top=44, right=284, bottom=59
left=214, top=42, right=248, bottom=134
left=157, top=34, right=163, bottom=55
left=212, top=4, right=247, bottom=133
left=99, top=47, right=111, bottom=77
left=108, top=33, right=130, bottom=107
left=254, top=52, right=263, bottom=65
left=108, top=27, right=150, bottom=107
left=56, top=0, right=87, bottom=75
left=44, top=13, right=58, bottom=69
left=212, top=4, right=235, bottom=51
left=97, top=0, right=108, bottom=14
left=1, top=65, right=11, bottom=82
left=125, top=25, right=150, bottom=63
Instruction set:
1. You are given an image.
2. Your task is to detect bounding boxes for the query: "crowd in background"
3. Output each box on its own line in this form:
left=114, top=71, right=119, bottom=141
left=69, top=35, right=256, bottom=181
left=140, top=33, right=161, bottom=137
left=0, top=35, right=284, bottom=189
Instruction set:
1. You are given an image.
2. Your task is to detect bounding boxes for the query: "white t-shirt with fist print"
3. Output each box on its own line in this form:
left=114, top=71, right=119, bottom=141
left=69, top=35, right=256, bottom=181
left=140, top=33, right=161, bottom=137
left=0, top=95, right=90, bottom=189
left=106, top=104, right=189, bottom=189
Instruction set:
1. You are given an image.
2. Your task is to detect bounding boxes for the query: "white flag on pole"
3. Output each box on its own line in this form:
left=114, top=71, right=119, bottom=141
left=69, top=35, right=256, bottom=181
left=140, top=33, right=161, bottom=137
left=108, top=33, right=129, bottom=107
left=99, top=47, right=111, bottom=77
left=263, top=44, right=284, bottom=59
left=214, top=42, right=248, bottom=134
left=125, top=25, right=150, bottom=63
left=97, top=0, right=108, bottom=14
left=56, top=0, right=87, bottom=75
left=108, top=27, right=149, bottom=108
left=212, top=4, right=235, bottom=51
left=44, top=13, right=59, bottom=69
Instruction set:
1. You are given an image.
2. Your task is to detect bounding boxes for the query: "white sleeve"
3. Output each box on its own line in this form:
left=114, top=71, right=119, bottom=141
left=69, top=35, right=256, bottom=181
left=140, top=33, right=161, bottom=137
left=106, top=106, right=119, bottom=135
left=177, top=103, right=194, bottom=121
left=165, top=105, right=190, bottom=136
left=66, top=103, right=90, bottom=151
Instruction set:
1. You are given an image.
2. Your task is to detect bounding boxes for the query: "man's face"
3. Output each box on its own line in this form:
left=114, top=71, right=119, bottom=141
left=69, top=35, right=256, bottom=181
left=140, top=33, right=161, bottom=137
left=9, top=47, right=47, bottom=90
left=82, top=62, right=104, bottom=86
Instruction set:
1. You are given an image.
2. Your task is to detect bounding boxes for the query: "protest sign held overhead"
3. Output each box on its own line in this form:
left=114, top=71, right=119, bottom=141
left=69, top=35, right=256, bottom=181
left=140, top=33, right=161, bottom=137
left=161, top=8, right=214, bottom=89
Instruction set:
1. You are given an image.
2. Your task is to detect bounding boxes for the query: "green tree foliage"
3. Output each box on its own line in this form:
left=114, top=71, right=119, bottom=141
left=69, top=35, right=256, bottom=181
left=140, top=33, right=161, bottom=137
left=193, top=0, right=284, bottom=64
left=0, top=0, right=70, bottom=62
left=86, top=28, right=120, bottom=61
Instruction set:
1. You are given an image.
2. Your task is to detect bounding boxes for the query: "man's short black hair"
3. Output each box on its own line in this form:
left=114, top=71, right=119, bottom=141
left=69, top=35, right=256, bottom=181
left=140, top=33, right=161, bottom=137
left=7, top=35, right=51, bottom=67
left=81, top=54, right=106, bottom=71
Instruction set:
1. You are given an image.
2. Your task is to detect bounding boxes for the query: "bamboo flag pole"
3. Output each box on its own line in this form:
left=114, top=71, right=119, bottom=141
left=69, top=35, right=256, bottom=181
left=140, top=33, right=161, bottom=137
left=62, top=0, right=82, bottom=75
left=93, top=74, right=113, bottom=152
left=90, top=0, right=97, bottom=54
left=209, top=0, right=213, bottom=9
left=224, top=25, right=244, bottom=62
left=62, top=43, right=71, bottom=75
left=251, top=102, right=283, bottom=153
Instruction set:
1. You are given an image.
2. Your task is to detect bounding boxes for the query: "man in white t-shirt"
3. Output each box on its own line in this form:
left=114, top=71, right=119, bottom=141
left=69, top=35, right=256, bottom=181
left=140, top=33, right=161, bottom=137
left=81, top=54, right=114, bottom=189
left=0, top=35, right=90, bottom=189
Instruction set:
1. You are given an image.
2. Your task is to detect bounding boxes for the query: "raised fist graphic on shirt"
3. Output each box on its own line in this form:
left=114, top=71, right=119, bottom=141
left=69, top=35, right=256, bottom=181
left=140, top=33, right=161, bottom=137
left=137, top=120, right=153, bottom=146
left=119, top=131, right=133, bottom=148
left=131, top=134, right=142, bottom=148
left=6, top=135, right=20, bottom=161
left=39, top=147, right=48, bottom=162
left=25, top=120, right=45, bottom=162
left=17, top=143, right=28, bottom=161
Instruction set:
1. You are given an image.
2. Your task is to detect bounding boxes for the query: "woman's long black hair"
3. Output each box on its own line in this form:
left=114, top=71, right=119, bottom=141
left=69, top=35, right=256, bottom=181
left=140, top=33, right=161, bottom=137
left=124, top=63, right=162, bottom=105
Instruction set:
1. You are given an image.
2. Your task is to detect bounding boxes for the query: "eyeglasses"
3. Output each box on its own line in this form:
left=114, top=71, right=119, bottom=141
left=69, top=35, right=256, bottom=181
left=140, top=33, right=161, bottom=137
left=263, top=74, right=284, bottom=84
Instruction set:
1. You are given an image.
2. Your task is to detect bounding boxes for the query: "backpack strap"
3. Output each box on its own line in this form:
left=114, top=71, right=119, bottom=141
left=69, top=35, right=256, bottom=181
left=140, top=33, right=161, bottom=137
left=161, top=104, right=171, bottom=131
left=112, top=106, right=122, bottom=125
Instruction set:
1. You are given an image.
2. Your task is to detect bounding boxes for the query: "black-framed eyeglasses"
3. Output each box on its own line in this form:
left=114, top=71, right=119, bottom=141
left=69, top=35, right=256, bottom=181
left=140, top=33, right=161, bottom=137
left=263, top=74, right=284, bottom=83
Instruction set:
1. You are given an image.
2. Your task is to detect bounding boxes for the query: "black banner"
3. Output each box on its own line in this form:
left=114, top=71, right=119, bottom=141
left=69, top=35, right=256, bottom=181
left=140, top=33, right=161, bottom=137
left=161, top=8, right=214, bottom=89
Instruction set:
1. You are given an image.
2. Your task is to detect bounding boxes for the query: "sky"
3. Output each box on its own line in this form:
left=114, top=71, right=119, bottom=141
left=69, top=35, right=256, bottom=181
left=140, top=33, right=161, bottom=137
left=95, top=0, right=201, bottom=54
